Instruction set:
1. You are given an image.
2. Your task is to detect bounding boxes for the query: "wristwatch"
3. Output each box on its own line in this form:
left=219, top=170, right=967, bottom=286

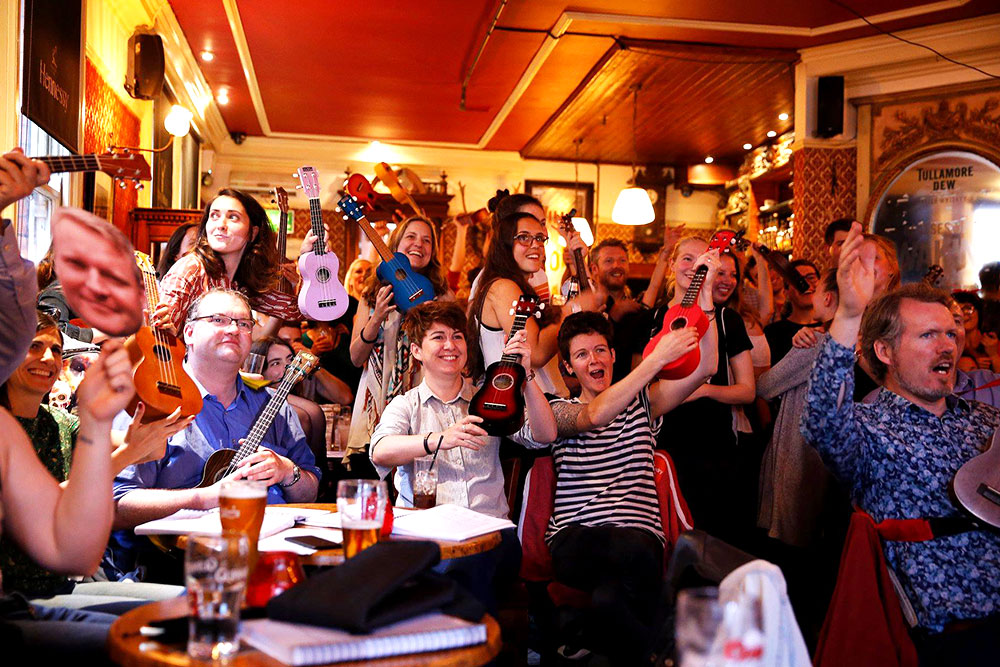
left=278, top=464, right=301, bottom=488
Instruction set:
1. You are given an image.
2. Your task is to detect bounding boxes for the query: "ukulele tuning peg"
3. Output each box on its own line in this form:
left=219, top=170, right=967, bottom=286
left=118, top=180, right=127, bottom=189
left=135, top=182, right=144, bottom=190
left=508, top=309, right=515, bottom=316
left=295, top=184, right=302, bottom=190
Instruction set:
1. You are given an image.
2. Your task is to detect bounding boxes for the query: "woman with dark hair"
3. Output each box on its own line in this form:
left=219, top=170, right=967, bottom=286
left=952, top=291, right=999, bottom=372
left=156, top=223, right=199, bottom=277
left=154, top=189, right=302, bottom=334
left=347, top=216, right=452, bottom=455
left=467, top=206, right=601, bottom=392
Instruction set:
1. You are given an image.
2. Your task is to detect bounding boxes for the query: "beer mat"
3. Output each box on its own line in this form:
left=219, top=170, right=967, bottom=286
left=258, top=527, right=344, bottom=555
left=134, top=507, right=328, bottom=539
left=390, top=504, right=514, bottom=541
left=242, top=613, right=487, bottom=666
left=267, top=541, right=486, bottom=633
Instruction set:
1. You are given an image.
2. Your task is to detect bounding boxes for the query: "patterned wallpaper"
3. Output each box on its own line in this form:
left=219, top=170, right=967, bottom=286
left=792, top=146, right=857, bottom=267
left=83, top=58, right=140, bottom=234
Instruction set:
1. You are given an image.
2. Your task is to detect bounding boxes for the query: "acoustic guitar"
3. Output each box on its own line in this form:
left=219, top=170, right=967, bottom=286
left=953, top=428, right=1000, bottom=529
left=272, top=186, right=296, bottom=296
left=32, top=150, right=151, bottom=185
left=469, top=295, right=543, bottom=435
left=295, top=166, right=350, bottom=322
left=339, top=174, right=435, bottom=313
left=124, top=252, right=202, bottom=423
left=197, top=351, right=318, bottom=487
left=642, top=229, right=745, bottom=379
left=557, top=208, right=588, bottom=298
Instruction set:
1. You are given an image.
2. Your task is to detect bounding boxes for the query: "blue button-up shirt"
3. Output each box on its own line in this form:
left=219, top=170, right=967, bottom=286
left=801, top=336, right=1000, bottom=631
left=113, top=375, right=319, bottom=505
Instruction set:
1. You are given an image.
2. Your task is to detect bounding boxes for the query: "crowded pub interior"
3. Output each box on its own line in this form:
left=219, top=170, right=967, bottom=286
left=2, top=0, right=1000, bottom=665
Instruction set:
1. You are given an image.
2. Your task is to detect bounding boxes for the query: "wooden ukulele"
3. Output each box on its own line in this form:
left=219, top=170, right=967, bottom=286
left=642, top=230, right=744, bottom=379
left=469, top=295, right=543, bottom=435
left=725, top=234, right=811, bottom=294
left=124, top=252, right=202, bottom=423
left=374, top=161, right=425, bottom=217
left=924, top=264, right=944, bottom=287
left=953, top=428, right=1000, bottom=529
left=33, top=150, right=150, bottom=184
left=295, top=166, right=350, bottom=322
left=340, top=174, right=435, bottom=313
left=197, top=351, right=318, bottom=487
left=558, top=208, right=589, bottom=298
left=272, top=186, right=296, bottom=295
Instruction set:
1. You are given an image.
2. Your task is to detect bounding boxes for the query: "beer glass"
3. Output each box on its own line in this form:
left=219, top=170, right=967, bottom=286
left=412, top=455, right=438, bottom=509
left=220, top=479, right=266, bottom=567
left=337, top=479, right=387, bottom=558
left=185, top=533, right=249, bottom=661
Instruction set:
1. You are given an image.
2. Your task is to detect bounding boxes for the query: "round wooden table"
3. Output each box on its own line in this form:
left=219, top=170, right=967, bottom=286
left=108, top=596, right=502, bottom=667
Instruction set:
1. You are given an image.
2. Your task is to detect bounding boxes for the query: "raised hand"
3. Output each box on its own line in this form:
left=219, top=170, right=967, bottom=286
left=651, top=326, right=700, bottom=365
left=117, top=404, right=194, bottom=467
left=836, top=222, right=876, bottom=319
left=299, top=224, right=331, bottom=255
left=662, top=223, right=686, bottom=260
left=695, top=249, right=722, bottom=311
left=76, top=339, right=135, bottom=423
left=371, top=284, right=397, bottom=325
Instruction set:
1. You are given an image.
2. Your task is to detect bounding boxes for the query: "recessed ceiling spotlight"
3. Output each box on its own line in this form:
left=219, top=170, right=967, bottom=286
left=200, top=50, right=215, bottom=62
left=743, top=143, right=753, bottom=150
left=216, top=88, right=230, bottom=105
left=767, top=130, right=777, bottom=138
left=704, top=156, right=714, bottom=164
left=778, top=112, right=789, bottom=121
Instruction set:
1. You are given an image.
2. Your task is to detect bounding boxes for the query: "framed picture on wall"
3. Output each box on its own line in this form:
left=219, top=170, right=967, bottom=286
left=83, top=170, right=114, bottom=222
left=525, top=180, right=594, bottom=222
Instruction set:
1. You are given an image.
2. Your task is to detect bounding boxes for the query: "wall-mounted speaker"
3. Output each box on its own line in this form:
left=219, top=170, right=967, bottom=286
left=125, top=30, right=164, bottom=100
left=815, top=76, right=844, bottom=139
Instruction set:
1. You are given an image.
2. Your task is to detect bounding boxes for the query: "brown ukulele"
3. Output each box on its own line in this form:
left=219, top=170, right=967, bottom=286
left=373, top=161, right=425, bottom=217
left=558, top=209, right=588, bottom=298
left=124, top=252, right=202, bottom=423
left=33, top=150, right=150, bottom=185
left=272, top=186, right=296, bottom=295
left=197, top=351, right=318, bottom=487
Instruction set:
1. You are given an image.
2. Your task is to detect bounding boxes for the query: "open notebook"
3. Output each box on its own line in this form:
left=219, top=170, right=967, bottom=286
left=390, top=504, right=514, bottom=541
left=242, top=613, right=487, bottom=665
left=134, top=507, right=330, bottom=539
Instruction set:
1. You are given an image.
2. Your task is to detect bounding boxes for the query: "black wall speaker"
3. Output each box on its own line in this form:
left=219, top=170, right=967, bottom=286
left=816, top=75, right=844, bottom=139
left=125, top=31, right=165, bottom=100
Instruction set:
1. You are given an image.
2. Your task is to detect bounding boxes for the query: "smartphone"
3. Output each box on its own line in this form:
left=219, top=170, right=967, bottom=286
left=285, top=535, right=341, bottom=549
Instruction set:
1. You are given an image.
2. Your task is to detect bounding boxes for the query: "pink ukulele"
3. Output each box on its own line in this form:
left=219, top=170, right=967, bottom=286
left=296, top=166, right=350, bottom=322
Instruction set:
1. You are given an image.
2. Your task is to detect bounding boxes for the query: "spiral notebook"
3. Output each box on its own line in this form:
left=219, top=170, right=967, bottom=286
left=241, top=613, right=487, bottom=665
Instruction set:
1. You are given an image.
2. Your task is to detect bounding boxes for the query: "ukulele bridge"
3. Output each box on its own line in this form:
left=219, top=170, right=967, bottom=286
left=408, top=289, right=425, bottom=302
left=977, top=483, right=1000, bottom=507
left=155, top=381, right=182, bottom=398
left=318, top=299, right=339, bottom=308
left=483, top=402, right=506, bottom=411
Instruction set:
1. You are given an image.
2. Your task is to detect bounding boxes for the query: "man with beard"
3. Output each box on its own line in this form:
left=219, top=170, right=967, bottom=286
left=801, top=223, right=1000, bottom=664
left=587, top=238, right=645, bottom=381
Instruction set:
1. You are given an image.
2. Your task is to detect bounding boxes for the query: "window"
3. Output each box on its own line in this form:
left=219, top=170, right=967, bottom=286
left=15, top=115, right=71, bottom=262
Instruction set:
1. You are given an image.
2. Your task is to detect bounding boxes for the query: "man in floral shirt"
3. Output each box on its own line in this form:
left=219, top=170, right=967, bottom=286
left=802, top=223, right=1000, bottom=662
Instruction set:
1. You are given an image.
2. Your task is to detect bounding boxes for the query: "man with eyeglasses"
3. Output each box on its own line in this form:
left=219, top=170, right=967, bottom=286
left=764, top=259, right=824, bottom=365
left=107, top=289, right=319, bottom=580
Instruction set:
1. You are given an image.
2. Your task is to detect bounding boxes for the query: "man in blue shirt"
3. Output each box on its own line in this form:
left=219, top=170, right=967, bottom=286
left=112, top=289, right=319, bottom=532
left=802, top=223, right=1000, bottom=662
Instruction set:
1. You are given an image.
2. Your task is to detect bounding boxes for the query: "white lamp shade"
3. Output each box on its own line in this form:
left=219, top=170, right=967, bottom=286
left=571, top=217, right=594, bottom=246
left=611, top=187, right=654, bottom=225
left=164, top=105, right=193, bottom=138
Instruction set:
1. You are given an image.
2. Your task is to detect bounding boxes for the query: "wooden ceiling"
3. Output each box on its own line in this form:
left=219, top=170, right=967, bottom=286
left=166, top=0, right=999, bottom=164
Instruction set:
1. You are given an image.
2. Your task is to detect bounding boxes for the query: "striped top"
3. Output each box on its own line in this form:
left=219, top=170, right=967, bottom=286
left=545, top=389, right=665, bottom=545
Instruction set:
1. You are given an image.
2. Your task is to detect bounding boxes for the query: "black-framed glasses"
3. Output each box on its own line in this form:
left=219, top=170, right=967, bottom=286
left=190, top=313, right=257, bottom=332
left=513, top=232, right=549, bottom=247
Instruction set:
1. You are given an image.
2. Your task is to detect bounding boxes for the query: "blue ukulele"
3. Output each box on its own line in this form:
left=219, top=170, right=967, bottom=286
left=337, top=175, right=435, bottom=313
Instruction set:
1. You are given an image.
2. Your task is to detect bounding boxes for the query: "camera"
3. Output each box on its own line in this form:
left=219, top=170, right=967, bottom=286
left=230, top=132, right=247, bottom=145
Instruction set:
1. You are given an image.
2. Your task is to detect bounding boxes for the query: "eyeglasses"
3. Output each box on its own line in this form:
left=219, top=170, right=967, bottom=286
left=513, top=232, right=549, bottom=247
left=959, top=304, right=977, bottom=314
left=191, top=313, right=257, bottom=332
left=801, top=273, right=820, bottom=285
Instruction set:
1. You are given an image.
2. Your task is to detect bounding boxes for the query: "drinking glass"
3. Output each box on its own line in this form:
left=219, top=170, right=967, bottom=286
left=246, top=551, right=305, bottom=607
left=185, top=533, right=249, bottom=661
left=336, top=479, right=387, bottom=558
left=412, top=455, right=438, bottom=509
left=220, top=479, right=266, bottom=568
left=675, top=586, right=723, bottom=667
left=242, top=351, right=265, bottom=375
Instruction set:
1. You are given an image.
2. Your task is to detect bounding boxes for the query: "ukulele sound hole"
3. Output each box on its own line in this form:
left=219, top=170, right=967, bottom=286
left=394, top=268, right=408, bottom=281
left=491, top=374, right=514, bottom=390
left=152, top=344, right=173, bottom=362
left=670, top=317, right=688, bottom=330
left=316, top=267, right=331, bottom=283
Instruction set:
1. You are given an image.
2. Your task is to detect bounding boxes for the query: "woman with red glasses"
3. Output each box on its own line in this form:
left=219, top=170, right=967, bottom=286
left=467, top=194, right=602, bottom=392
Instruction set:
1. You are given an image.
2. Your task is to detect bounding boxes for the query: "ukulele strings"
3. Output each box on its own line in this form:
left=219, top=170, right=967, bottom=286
left=308, top=196, right=332, bottom=311
left=223, top=360, right=300, bottom=478
left=484, top=305, right=529, bottom=408
left=358, top=208, right=425, bottom=305
left=143, top=263, right=176, bottom=391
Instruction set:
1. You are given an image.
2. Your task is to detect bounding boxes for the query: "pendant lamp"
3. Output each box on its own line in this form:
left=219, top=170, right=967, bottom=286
left=612, top=84, right=654, bottom=225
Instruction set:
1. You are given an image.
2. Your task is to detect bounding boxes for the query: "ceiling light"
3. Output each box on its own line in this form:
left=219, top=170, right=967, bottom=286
left=778, top=112, right=789, bottom=121
left=572, top=217, right=594, bottom=246
left=164, top=105, right=193, bottom=137
left=767, top=130, right=777, bottom=138
left=216, top=88, right=230, bottom=105
left=200, top=50, right=215, bottom=62
left=743, top=143, right=753, bottom=150
left=612, top=187, right=655, bottom=225
left=704, top=156, right=714, bottom=164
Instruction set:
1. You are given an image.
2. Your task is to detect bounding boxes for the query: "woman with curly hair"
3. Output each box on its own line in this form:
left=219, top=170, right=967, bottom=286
left=347, top=216, right=452, bottom=454
left=153, top=189, right=303, bottom=334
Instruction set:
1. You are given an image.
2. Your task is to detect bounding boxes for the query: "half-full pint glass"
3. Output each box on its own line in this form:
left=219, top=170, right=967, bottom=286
left=220, top=479, right=266, bottom=566
left=185, top=533, right=249, bottom=661
left=337, top=479, right=386, bottom=558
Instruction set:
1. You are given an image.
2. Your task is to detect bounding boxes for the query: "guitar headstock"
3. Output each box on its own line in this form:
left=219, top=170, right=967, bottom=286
left=508, top=294, right=543, bottom=319
left=95, top=151, right=151, bottom=181
left=345, top=173, right=379, bottom=209
left=133, top=251, right=156, bottom=277
left=336, top=194, right=366, bottom=223
left=285, top=351, right=319, bottom=381
left=924, top=264, right=945, bottom=287
left=296, top=166, right=322, bottom=200
left=709, top=229, right=749, bottom=254
left=273, top=186, right=289, bottom=213
left=558, top=208, right=578, bottom=234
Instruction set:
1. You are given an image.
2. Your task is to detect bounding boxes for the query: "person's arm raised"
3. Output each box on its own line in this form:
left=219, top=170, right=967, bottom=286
left=350, top=285, right=395, bottom=367
left=829, top=222, right=875, bottom=349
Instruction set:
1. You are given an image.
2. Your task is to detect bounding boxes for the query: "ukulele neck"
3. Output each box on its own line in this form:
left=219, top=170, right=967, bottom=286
left=230, top=370, right=299, bottom=467
left=354, top=213, right=395, bottom=263
left=141, top=267, right=160, bottom=315
left=680, top=266, right=708, bottom=308
left=499, top=312, right=531, bottom=365
left=277, top=209, right=289, bottom=261
left=307, top=197, right=326, bottom=257
left=572, top=249, right=590, bottom=293
left=35, top=154, right=101, bottom=173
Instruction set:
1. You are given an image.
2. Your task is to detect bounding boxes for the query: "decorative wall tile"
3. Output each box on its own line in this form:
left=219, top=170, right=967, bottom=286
left=792, top=147, right=857, bottom=266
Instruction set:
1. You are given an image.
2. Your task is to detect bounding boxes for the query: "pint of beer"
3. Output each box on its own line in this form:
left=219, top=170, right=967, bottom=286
left=337, top=479, right=387, bottom=558
left=220, top=480, right=267, bottom=565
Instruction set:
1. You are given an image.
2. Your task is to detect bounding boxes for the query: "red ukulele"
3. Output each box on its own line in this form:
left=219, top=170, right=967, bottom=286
left=469, top=295, right=543, bottom=436
left=642, top=230, right=744, bottom=379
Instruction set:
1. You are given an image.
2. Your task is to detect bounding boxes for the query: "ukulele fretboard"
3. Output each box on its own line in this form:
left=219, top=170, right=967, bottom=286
left=36, top=154, right=102, bottom=173
left=499, top=313, right=531, bottom=364
left=680, top=267, right=708, bottom=308
left=224, top=368, right=300, bottom=476
left=307, top=197, right=327, bottom=256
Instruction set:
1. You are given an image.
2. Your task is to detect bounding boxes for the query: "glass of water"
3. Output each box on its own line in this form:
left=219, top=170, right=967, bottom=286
left=185, top=532, right=250, bottom=661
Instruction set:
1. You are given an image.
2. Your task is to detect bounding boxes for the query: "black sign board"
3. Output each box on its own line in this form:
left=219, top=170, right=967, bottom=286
left=22, top=0, right=83, bottom=152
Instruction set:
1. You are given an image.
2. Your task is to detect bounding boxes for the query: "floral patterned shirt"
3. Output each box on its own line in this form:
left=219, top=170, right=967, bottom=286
left=801, top=336, right=1000, bottom=631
